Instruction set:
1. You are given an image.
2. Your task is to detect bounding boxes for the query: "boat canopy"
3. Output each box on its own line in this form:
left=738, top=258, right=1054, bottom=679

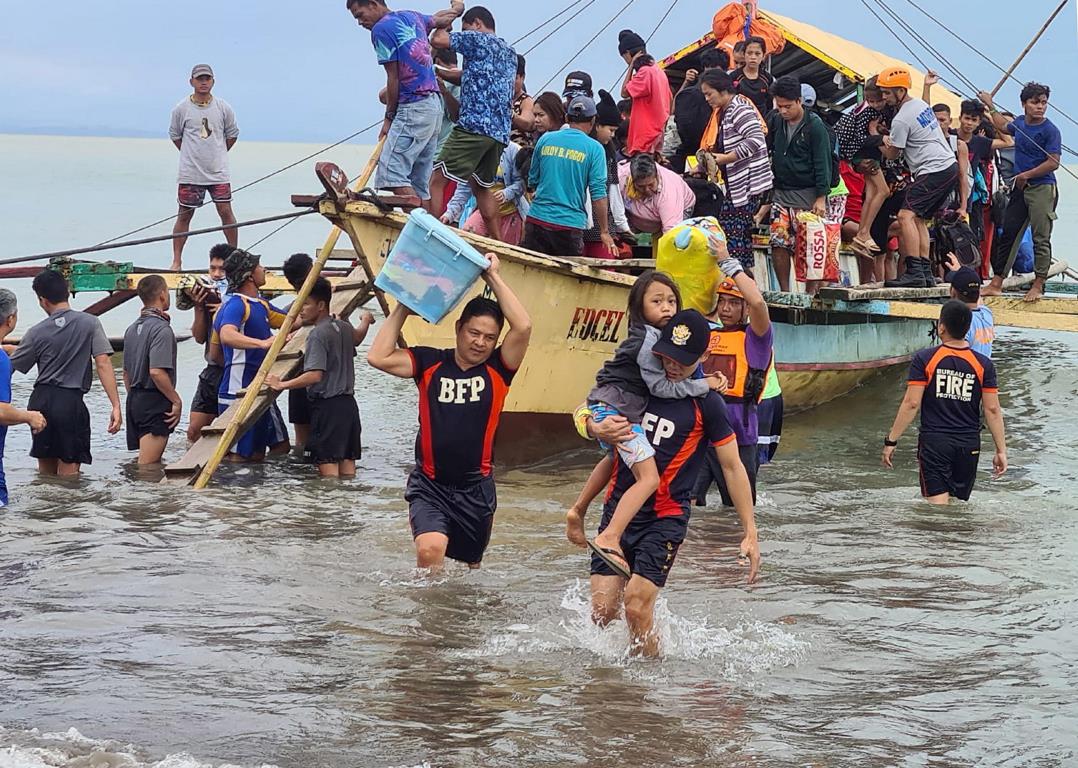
left=659, top=7, right=964, bottom=119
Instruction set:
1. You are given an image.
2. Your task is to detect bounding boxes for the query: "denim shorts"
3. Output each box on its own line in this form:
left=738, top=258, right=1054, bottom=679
left=589, top=402, right=655, bottom=469
left=377, top=95, right=443, bottom=200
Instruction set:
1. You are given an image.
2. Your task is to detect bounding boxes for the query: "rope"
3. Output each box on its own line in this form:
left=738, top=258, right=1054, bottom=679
left=539, top=0, right=635, bottom=93
left=521, top=0, right=601, bottom=57
left=1, top=210, right=316, bottom=266
left=608, top=0, right=683, bottom=92
left=90, top=120, right=381, bottom=247
left=898, top=0, right=1078, bottom=130
left=511, top=0, right=588, bottom=46
left=247, top=214, right=303, bottom=251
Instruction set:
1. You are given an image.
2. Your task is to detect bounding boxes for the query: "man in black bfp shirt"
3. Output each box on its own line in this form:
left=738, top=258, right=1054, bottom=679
left=582, top=310, right=761, bottom=657
left=882, top=300, right=1007, bottom=503
left=368, top=253, right=532, bottom=571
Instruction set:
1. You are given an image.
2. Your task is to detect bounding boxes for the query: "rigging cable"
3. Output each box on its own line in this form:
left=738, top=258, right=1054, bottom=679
left=512, top=0, right=588, bottom=46
left=520, top=0, right=601, bottom=57
left=539, top=0, right=636, bottom=93
left=607, top=0, right=682, bottom=92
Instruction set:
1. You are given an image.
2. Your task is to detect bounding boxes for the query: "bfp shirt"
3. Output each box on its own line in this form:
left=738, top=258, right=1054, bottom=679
left=604, top=392, right=736, bottom=522
left=908, top=344, right=997, bottom=435
left=213, top=294, right=287, bottom=400
left=408, top=346, right=517, bottom=486
left=10, top=309, right=112, bottom=392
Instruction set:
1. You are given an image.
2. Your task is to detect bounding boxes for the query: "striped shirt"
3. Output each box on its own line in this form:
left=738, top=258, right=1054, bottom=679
left=715, top=97, right=773, bottom=209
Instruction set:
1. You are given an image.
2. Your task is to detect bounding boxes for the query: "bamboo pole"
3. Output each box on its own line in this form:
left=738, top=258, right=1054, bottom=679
left=990, top=0, right=1069, bottom=96
left=192, top=137, right=387, bottom=490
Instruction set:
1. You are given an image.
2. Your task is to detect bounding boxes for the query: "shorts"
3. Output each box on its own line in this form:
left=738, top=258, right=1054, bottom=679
left=406, top=469, right=497, bottom=565
left=903, top=164, right=958, bottom=220
left=28, top=384, right=92, bottom=465
left=769, top=203, right=806, bottom=252
left=308, top=394, right=362, bottom=465
left=589, top=402, right=655, bottom=468
left=288, top=387, right=312, bottom=425
left=918, top=432, right=980, bottom=501
left=433, top=127, right=505, bottom=187
left=126, top=388, right=174, bottom=450
left=377, top=94, right=443, bottom=200
left=522, top=219, right=584, bottom=257
left=178, top=183, right=232, bottom=209
left=218, top=397, right=288, bottom=459
left=590, top=513, right=688, bottom=588
left=757, top=393, right=783, bottom=465
left=190, top=364, right=223, bottom=415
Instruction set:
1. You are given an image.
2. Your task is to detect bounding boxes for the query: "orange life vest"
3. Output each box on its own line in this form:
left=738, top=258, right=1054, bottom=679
left=702, top=324, right=768, bottom=404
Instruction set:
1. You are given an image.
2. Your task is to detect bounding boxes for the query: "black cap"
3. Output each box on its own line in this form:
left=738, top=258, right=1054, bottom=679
left=948, top=266, right=982, bottom=300
left=596, top=89, right=621, bottom=126
left=618, top=29, right=646, bottom=56
left=563, top=70, right=593, bottom=98
left=652, top=310, right=712, bottom=366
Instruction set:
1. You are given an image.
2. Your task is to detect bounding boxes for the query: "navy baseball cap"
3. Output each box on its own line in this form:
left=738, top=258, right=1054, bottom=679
left=949, top=266, right=982, bottom=299
left=652, top=309, right=711, bottom=366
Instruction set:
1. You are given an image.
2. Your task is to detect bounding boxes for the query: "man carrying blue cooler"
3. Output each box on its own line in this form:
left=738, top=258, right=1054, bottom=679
left=368, top=253, right=531, bottom=571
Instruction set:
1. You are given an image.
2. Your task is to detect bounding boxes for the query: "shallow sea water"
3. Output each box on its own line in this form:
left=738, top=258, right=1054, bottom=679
left=2, top=136, right=1078, bottom=766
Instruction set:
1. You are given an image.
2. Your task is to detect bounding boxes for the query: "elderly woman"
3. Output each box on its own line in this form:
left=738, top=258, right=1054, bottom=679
left=617, top=154, right=697, bottom=235
left=697, top=69, right=773, bottom=269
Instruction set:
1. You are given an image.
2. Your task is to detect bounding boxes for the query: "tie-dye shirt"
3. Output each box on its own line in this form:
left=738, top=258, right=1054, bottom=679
left=449, top=30, right=517, bottom=145
left=371, top=10, right=439, bottom=104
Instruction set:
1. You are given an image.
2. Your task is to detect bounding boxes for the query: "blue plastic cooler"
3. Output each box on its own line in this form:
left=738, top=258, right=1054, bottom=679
left=374, top=208, right=490, bottom=323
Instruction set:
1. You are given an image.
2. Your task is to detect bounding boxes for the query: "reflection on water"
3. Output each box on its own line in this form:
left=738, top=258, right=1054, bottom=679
left=2, top=329, right=1078, bottom=767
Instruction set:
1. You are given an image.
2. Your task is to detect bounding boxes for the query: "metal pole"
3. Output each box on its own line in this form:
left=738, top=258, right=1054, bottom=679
left=990, top=0, right=1069, bottom=96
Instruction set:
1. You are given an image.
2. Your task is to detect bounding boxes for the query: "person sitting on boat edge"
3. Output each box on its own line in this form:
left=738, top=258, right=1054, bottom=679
left=186, top=243, right=230, bottom=445
left=9, top=270, right=122, bottom=477
left=692, top=257, right=773, bottom=507
left=367, top=253, right=531, bottom=571
left=567, top=271, right=728, bottom=580
left=267, top=278, right=373, bottom=479
left=878, top=66, right=959, bottom=289
left=978, top=83, right=1061, bottom=303
left=882, top=300, right=1006, bottom=504
left=944, top=257, right=994, bottom=358
left=169, top=64, right=239, bottom=272
left=522, top=95, right=615, bottom=257
left=441, top=141, right=529, bottom=246
left=346, top=0, right=464, bottom=206
left=122, top=275, right=181, bottom=467
left=571, top=308, right=760, bottom=658
left=618, top=29, right=671, bottom=158
left=213, top=249, right=290, bottom=462
left=0, top=289, right=47, bottom=507
left=428, top=6, right=518, bottom=241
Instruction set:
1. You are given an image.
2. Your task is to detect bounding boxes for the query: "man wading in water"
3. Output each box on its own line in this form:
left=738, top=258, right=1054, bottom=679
left=368, top=254, right=531, bottom=571
left=571, top=309, right=761, bottom=657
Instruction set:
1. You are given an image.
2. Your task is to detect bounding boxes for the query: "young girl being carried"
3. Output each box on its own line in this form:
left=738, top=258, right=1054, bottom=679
left=567, top=271, right=726, bottom=578
left=835, top=76, right=888, bottom=258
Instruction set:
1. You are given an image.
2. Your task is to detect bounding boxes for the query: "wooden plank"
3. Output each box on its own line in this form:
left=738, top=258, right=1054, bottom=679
left=819, top=263, right=1070, bottom=302
left=574, top=258, right=657, bottom=269
left=827, top=296, right=1078, bottom=332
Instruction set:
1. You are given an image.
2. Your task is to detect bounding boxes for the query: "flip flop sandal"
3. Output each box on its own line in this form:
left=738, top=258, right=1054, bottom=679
left=587, top=540, right=631, bottom=579
left=855, top=236, right=882, bottom=253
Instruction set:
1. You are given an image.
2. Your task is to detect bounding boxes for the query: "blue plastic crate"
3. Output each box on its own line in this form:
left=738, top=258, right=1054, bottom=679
left=374, top=208, right=490, bottom=323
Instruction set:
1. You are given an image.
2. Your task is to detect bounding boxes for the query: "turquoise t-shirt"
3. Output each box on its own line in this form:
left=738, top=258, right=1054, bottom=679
left=527, top=127, right=608, bottom=230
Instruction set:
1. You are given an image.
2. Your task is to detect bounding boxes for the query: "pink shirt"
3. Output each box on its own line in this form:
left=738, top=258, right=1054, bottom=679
left=625, top=64, right=672, bottom=156
left=618, top=163, right=696, bottom=234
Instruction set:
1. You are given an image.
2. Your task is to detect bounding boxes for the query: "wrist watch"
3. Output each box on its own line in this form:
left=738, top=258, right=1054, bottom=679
left=883, top=436, right=898, bottom=447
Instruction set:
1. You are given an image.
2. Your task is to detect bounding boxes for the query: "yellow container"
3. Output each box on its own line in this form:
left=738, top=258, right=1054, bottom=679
left=656, top=217, right=729, bottom=315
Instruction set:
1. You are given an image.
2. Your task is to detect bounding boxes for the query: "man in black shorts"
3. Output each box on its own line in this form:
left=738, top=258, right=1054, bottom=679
left=878, top=66, right=960, bottom=288
left=10, top=269, right=123, bottom=476
left=282, top=252, right=315, bottom=452
left=186, top=243, right=230, bottom=444
left=122, top=275, right=181, bottom=466
left=575, top=310, right=761, bottom=657
left=368, top=253, right=531, bottom=570
left=882, top=300, right=1007, bottom=503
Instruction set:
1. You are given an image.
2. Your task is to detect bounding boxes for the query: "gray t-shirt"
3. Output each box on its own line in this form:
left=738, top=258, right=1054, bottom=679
left=169, top=96, right=240, bottom=185
left=889, top=98, right=956, bottom=178
left=10, top=309, right=112, bottom=392
left=123, top=313, right=177, bottom=390
left=303, top=317, right=357, bottom=400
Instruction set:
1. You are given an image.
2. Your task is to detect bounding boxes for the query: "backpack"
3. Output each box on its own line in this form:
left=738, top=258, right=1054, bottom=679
left=936, top=215, right=981, bottom=269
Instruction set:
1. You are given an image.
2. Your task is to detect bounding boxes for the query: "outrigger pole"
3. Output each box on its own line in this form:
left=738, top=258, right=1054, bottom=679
left=989, top=0, right=1069, bottom=96
left=189, top=136, right=387, bottom=490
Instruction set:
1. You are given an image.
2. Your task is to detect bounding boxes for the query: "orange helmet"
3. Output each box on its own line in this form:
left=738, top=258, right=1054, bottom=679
left=876, top=66, right=912, bottom=90
left=715, top=277, right=744, bottom=300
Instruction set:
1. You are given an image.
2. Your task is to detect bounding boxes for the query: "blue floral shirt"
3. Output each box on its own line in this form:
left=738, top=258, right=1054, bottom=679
left=371, top=10, right=439, bottom=104
left=449, top=30, right=517, bottom=145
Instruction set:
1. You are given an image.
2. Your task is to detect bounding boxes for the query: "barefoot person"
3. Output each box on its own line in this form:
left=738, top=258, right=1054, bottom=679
left=569, top=309, right=761, bottom=657
left=122, top=275, right=181, bottom=466
left=367, top=254, right=531, bottom=570
left=9, top=270, right=122, bottom=476
left=185, top=244, right=231, bottom=445
left=0, top=289, right=47, bottom=506
left=882, top=300, right=1007, bottom=504
left=169, top=65, right=239, bottom=272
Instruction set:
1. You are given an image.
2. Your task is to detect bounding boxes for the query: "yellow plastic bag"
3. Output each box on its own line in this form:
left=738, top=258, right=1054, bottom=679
left=656, top=216, right=728, bottom=315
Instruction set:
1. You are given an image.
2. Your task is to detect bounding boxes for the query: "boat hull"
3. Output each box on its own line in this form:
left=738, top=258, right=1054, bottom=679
left=330, top=202, right=933, bottom=424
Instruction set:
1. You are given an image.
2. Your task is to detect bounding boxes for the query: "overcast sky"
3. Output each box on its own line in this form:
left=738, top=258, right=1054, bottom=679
left=2, top=0, right=1075, bottom=142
